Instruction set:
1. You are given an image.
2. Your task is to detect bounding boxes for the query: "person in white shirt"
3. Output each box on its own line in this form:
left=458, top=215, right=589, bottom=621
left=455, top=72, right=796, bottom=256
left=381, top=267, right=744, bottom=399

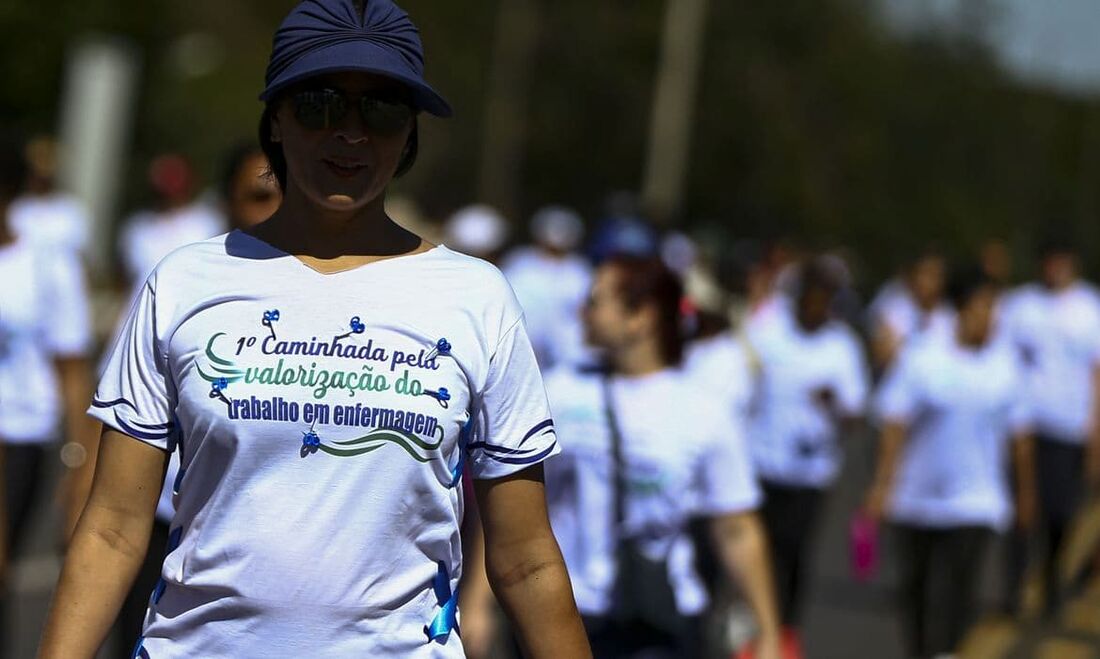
left=110, top=143, right=283, bottom=657
left=868, top=249, right=954, bottom=369
left=998, top=238, right=1100, bottom=615
left=116, top=153, right=225, bottom=291
left=747, top=257, right=870, bottom=631
left=8, top=135, right=91, bottom=257
left=541, top=256, right=782, bottom=659
left=865, top=267, right=1038, bottom=659
left=0, top=134, right=97, bottom=641
left=502, top=205, right=592, bottom=370
left=39, top=2, right=589, bottom=657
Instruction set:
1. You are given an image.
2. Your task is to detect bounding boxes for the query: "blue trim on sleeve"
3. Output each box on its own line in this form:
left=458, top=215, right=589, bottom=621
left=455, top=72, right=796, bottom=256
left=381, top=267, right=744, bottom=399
left=92, top=397, right=175, bottom=431
left=518, top=418, right=554, bottom=446
left=484, top=440, right=557, bottom=465
left=114, top=418, right=172, bottom=442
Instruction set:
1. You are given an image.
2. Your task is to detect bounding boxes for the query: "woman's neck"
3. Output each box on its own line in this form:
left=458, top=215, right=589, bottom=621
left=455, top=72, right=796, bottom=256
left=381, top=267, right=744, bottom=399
left=257, top=188, right=422, bottom=261
left=611, top=338, right=667, bottom=377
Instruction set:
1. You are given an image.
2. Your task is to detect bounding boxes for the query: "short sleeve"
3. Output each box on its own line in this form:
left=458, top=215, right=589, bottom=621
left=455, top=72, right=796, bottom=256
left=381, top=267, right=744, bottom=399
left=88, top=275, right=175, bottom=450
left=467, top=316, right=560, bottom=479
left=692, top=405, right=761, bottom=516
left=41, top=249, right=93, bottom=356
left=875, top=350, right=919, bottom=424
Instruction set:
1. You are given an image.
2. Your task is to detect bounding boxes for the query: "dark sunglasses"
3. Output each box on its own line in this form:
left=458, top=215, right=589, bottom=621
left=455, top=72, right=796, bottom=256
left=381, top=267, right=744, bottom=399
left=291, top=88, right=414, bottom=135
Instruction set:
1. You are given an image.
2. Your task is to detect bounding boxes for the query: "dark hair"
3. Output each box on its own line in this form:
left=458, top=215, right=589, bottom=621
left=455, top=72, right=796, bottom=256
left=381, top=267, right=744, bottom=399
left=604, top=255, right=685, bottom=366
left=945, top=265, right=996, bottom=309
left=1037, top=228, right=1077, bottom=260
left=220, top=141, right=266, bottom=202
left=904, top=245, right=946, bottom=273
left=796, top=256, right=841, bottom=299
left=257, top=101, right=420, bottom=193
left=0, top=133, right=27, bottom=202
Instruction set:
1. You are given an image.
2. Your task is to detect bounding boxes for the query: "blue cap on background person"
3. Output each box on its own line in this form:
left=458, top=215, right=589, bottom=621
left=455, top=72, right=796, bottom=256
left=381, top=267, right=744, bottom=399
left=260, top=0, right=452, bottom=117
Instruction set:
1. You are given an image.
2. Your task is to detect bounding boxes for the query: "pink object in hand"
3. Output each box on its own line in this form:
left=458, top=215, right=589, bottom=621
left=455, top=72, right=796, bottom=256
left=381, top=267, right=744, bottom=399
left=849, top=512, right=878, bottom=582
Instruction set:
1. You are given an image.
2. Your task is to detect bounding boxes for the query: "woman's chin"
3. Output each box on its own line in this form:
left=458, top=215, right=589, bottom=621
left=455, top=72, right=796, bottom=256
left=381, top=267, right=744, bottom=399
left=324, top=194, right=358, bottom=207
left=315, top=192, right=373, bottom=212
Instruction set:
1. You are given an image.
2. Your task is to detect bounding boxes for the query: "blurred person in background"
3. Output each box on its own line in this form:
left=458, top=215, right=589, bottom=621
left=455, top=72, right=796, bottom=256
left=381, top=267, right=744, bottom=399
left=539, top=256, right=782, bottom=659
left=8, top=135, right=90, bottom=257
left=998, top=236, right=1100, bottom=615
left=116, top=152, right=225, bottom=292
left=865, top=267, right=1037, bottom=659
left=0, top=133, right=97, bottom=643
left=868, top=248, right=953, bottom=369
left=220, top=142, right=282, bottom=230
left=502, top=205, right=591, bottom=370
left=443, top=203, right=510, bottom=264
left=746, top=257, right=870, bottom=636
left=977, top=237, right=1013, bottom=290
left=40, top=1, right=588, bottom=656
left=109, top=141, right=281, bottom=657
left=587, top=191, right=658, bottom=263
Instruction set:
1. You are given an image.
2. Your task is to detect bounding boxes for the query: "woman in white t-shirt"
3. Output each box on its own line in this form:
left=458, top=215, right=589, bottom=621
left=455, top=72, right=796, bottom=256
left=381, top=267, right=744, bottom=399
left=865, top=268, right=1038, bottom=659
left=747, top=257, right=870, bottom=632
left=867, top=249, right=953, bottom=369
left=109, top=144, right=283, bottom=657
left=39, top=2, right=589, bottom=657
left=0, top=134, right=96, bottom=639
left=542, top=256, right=782, bottom=659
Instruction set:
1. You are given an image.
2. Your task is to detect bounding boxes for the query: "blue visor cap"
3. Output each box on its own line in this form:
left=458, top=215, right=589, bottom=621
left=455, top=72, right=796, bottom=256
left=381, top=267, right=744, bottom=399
left=260, top=0, right=452, bottom=118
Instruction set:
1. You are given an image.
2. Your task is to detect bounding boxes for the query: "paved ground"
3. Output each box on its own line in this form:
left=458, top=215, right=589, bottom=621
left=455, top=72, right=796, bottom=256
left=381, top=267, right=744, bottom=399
left=6, top=431, right=1097, bottom=658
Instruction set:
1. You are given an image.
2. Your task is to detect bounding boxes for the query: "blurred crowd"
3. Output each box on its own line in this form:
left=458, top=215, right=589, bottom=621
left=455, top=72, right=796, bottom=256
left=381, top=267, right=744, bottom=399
left=1, top=131, right=1099, bottom=659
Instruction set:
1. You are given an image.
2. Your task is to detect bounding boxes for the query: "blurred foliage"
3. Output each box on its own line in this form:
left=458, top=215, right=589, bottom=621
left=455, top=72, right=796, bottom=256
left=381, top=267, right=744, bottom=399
left=1, top=0, right=1099, bottom=281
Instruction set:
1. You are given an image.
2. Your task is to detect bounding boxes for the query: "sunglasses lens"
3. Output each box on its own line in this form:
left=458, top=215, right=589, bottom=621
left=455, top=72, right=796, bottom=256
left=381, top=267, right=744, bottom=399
left=293, top=89, right=346, bottom=130
left=361, top=98, right=413, bottom=136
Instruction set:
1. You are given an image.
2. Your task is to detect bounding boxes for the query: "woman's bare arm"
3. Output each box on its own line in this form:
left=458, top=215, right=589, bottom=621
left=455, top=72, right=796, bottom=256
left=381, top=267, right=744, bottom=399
left=473, top=465, right=590, bottom=659
left=711, top=511, right=783, bottom=659
left=38, top=428, right=166, bottom=659
left=864, top=420, right=908, bottom=521
left=53, top=356, right=100, bottom=540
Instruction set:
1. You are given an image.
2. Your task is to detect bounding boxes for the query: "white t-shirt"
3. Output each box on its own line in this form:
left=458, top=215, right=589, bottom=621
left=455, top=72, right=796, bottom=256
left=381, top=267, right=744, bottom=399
left=116, top=202, right=225, bottom=524
left=118, top=203, right=225, bottom=285
left=501, top=247, right=592, bottom=370
left=747, top=308, right=869, bottom=488
left=9, top=192, right=90, bottom=255
left=0, top=239, right=92, bottom=444
left=683, top=332, right=755, bottom=417
left=867, top=280, right=954, bottom=346
left=876, top=332, right=1030, bottom=531
left=90, top=233, right=559, bottom=657
left=542, top=367, right=760, bottom=617
left=999, top=282, right=1100, bottom=443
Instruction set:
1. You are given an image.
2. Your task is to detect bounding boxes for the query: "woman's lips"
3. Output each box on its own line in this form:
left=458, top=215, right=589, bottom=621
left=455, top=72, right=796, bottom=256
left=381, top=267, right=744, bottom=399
left=322, top=157, right=368, bottom=178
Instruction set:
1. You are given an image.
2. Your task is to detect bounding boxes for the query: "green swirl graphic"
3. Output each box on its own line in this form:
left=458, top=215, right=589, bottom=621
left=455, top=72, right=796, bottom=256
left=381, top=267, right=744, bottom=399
left=198, top=334, right=245, bottom=382
left=318, top=427, right=443, bottom=461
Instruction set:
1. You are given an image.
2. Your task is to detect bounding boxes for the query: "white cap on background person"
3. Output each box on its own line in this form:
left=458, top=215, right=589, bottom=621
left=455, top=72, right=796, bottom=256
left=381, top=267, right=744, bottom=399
left=530, top=205, right=584, bottom=252
left=444, top=204, right=509, bottom=257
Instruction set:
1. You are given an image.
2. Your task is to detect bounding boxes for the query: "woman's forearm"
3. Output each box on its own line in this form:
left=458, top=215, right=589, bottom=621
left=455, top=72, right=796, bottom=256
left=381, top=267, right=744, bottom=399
left=38, top=506, right=153, bottom=658
left=712, top=512, right=782, bottom=640
left=486, top=534, right=589, bottom=658
left=866, top=421, right=907, bottom=519
left=55, top=358, right=100, bottom=540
